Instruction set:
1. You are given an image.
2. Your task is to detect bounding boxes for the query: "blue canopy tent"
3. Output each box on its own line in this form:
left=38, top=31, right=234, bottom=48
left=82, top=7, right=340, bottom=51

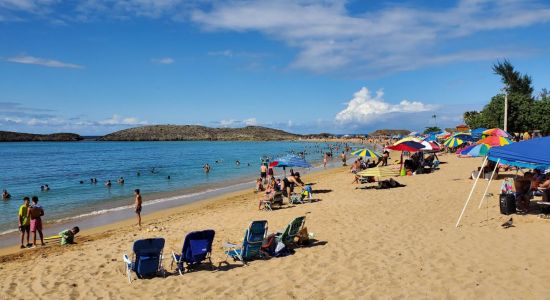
left=487, top=137, right=550, bottom=168
left=456, top=137, right=550, bottom=227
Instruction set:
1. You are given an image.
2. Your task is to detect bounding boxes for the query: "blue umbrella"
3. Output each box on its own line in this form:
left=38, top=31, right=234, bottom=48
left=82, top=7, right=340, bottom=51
left=271, top=154, right=311, bottom=168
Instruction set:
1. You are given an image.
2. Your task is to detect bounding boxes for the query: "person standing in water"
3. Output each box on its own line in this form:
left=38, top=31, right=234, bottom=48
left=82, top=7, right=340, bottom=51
left=134, top=189, right=142, bottom=229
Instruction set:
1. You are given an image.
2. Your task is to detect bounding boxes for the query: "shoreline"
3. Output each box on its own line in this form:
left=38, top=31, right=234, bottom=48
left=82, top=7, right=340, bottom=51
left=0, top=157, right=348, bottom=255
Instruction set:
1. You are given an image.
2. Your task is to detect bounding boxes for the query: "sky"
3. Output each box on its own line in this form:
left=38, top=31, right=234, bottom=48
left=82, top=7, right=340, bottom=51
left=1, top=0, right=550, bottom=135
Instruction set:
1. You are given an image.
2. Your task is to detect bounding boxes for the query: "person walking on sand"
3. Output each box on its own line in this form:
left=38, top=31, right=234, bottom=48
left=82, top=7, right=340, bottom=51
left=134, top=189, right=142, bottom=229
left=18, top=197, right=31, bottom=248
left=323, top=153, right=328, bottom=168
left=28, top=196, right=44, bottom=247
left=341, top=151, right=347, bottom=166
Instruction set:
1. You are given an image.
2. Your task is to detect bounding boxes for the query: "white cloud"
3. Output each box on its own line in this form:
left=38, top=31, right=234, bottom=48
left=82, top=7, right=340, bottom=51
left=6, top=55, right=83, bottom=69
left=2, top=1, right=550, bottom=75
left=243, top=117, right=257, bottom=126
left=191, top=0, right=550, bottom=75
left=151, top=57, right=175, bottom=64
left=98, top=114, right=147, bottom=126
left=335, top=87, right=434, bottom=124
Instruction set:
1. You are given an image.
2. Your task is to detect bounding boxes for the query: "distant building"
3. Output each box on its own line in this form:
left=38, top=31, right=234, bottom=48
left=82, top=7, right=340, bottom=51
left=455, top=124, right=470, bottom=132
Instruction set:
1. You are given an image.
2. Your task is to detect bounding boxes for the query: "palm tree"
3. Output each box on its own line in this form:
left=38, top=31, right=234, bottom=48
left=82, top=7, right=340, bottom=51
left=492, top=60, right=533, bottom=96
left=432, top=114, right=437, bottom=127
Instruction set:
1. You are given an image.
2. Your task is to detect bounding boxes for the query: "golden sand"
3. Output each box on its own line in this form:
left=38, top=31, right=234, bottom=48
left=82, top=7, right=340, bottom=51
left=1, top=154, right=550, bottom=299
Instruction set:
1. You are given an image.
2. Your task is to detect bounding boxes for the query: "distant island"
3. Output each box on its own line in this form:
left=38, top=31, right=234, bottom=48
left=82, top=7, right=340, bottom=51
left=0, top=131, right=83, bottom=142
left=99, top=125, right=301, bottom=141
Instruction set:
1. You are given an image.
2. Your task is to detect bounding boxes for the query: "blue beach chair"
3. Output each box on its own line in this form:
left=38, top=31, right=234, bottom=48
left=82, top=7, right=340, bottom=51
left=171, top=229, right=215, bottom=275
left=224, top=220, right=268, bottom=263
left=123, top=238, right=165, bottom=283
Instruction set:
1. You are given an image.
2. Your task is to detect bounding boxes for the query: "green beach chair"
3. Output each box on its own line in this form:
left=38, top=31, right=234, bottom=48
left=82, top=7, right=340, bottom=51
left=276, top=216, right=306, bottom=247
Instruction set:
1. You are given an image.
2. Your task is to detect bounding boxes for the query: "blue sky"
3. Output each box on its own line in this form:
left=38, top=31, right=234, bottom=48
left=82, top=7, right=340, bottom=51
left=1, top=0, right=550, bottom=135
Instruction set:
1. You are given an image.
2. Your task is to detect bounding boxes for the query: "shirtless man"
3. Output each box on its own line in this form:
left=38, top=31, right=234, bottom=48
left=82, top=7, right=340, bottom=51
left=281, top=173, right=305, bottom=202
left=260, top=164, right=267, bottom=183
left=134, top=189, right=142, bottom=228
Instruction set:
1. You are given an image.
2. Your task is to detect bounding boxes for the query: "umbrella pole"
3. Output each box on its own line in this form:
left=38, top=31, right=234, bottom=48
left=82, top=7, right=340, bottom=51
left=456, top=156, right=488, bottom=228
left=400, top=152, right=404, bottom=176
left=477, top=158, right=500, bottom=209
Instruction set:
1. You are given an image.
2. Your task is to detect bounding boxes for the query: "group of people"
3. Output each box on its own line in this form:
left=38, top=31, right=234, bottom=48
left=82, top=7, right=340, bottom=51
left=18, top=196, right=45, bottom=248
left=257, top=171, right=305, bottom=210
left=507, top=169, right=550, bottom=213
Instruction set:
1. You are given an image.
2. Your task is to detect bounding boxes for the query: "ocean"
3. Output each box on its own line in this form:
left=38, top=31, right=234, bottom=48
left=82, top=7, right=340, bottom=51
left=0, top=140, right=350, bottom=235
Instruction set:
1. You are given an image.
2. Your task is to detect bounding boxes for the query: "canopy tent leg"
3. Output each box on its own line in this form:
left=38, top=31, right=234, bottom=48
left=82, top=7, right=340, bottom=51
left=477, top=158, right=500, bottom=209
left=455, top=156, right=488, bottom=228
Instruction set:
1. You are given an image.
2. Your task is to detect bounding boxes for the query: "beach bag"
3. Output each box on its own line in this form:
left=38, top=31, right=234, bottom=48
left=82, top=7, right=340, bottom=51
left=501, top=178, right=514, bottom=194
left=261, top=233, right=277, bottom=256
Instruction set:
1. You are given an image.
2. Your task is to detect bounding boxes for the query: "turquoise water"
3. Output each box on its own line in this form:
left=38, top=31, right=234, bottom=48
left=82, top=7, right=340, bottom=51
left=0, top=141, right=341, bottom=234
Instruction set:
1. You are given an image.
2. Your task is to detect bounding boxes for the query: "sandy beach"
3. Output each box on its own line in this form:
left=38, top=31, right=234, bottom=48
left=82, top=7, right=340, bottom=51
left=1, top=153, right=550, bottom=299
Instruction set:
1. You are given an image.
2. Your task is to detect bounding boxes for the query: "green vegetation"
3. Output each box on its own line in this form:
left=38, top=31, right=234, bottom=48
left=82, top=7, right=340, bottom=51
left=423, top=127, right=441, bottom=134
left=463, top=60, right=549, bottom=134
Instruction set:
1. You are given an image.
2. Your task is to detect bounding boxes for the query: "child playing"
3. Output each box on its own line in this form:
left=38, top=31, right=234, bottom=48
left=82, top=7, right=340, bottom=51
left=59, top=227, right=80, bottom=245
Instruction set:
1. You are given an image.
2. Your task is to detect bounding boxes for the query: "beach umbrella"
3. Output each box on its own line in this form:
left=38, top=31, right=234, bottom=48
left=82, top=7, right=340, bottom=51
left=458, top=144, right=491, bottom=157
left=483, top=128, right=511, bottom=138
left=420, top=140, right=441, bottom=152
left=424, top=133, right=438, bottom=142
left=453, top=132, right=475, bottom=142
left=443, top=137, right=464, bottom=148
left=351, top=148, right=381, bottom=159
left=357, top=167, right=400, bottom=178
left=471, top=128, right=487, bottom=139
left=394, top=136, right=422, bottom=145
left=387, top=141, right=425, bottom=152
left=270, top=154, right=311, bottom=168
left=477, top=136, right=512, bottom=147
left=387, top=140, right=425, bottom=176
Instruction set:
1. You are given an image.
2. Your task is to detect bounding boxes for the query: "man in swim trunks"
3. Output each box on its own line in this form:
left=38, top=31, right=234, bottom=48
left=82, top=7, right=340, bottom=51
left=18, top=197, right=31, bottom=248
left=260, top=164, right=267, bottom=182
left=28, top=196, right=44, bottom=247
left=134, top=189, right=142, bottom=229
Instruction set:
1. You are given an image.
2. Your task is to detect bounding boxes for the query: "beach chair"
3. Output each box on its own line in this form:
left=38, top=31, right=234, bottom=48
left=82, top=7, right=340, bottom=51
left=224, top=220, right=268, bottom=263
left=276, top=216, right=306, bottom=247
left=290, top=193, right=304, bottom=204
left=123, top=238, right=165, bottom=283
left=171, top=229, right=215, bottom=275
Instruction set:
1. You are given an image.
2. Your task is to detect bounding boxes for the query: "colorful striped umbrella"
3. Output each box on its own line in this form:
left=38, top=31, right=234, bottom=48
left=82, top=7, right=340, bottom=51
left=444, top=137, right=464, bottom=148
left=394, top=136, right=422, bottom=145
left=458, top=144, right=491, bottom=157
left=483, top=128, right=510, bottom=138
left=351, top=148, right=381, bottom=159
left=357, top=167, right=400, bottom=178
left=477, top=136, right=512, bottom=147
left=387, top=141, right=425, bottom=152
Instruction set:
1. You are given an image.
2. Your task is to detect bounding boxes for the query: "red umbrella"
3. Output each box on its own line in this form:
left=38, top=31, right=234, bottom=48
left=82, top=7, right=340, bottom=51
left=387, top=141, right=425, bottom=175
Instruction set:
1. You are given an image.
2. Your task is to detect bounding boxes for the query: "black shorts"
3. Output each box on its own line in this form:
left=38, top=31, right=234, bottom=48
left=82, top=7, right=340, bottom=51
left=19, top=225, right=30, bottom=233
left=260, top=172, right=267, bottom=178
left=135, top=207, right=142, bottom=214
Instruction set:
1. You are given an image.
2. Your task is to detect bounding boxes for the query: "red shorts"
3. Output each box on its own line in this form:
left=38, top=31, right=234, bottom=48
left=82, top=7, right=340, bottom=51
left=30, top=218, right=42, bottom=232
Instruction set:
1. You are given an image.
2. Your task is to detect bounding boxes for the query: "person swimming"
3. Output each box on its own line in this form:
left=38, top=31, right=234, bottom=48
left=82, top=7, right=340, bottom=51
left=203, top=163, right=210, bottom=173
left=2, top=189, right=10, bottom=200
left=117, top=177, right=125, bottom=184
left=105, top=180, right=112, bottom=187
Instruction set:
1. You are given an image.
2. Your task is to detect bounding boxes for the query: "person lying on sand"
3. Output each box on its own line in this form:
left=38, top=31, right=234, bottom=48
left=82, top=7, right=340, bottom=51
left=59, top=227, right=80, bottom=245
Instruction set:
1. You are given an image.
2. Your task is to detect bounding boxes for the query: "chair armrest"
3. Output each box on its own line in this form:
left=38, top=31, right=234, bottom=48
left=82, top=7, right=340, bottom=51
left=123, top=254, right=131, bottom=265
left=222, top=242, right=238, bottom=249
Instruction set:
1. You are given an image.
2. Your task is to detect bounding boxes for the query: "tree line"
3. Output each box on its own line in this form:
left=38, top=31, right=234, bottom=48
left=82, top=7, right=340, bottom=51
left=463, top=60, right=549, bottom=134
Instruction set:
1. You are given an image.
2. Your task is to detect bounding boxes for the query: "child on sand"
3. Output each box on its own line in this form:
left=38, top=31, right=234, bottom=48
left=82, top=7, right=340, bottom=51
left=59, top=227, right=80, bottom=245
left=28, top=196, right=44, bottom=247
